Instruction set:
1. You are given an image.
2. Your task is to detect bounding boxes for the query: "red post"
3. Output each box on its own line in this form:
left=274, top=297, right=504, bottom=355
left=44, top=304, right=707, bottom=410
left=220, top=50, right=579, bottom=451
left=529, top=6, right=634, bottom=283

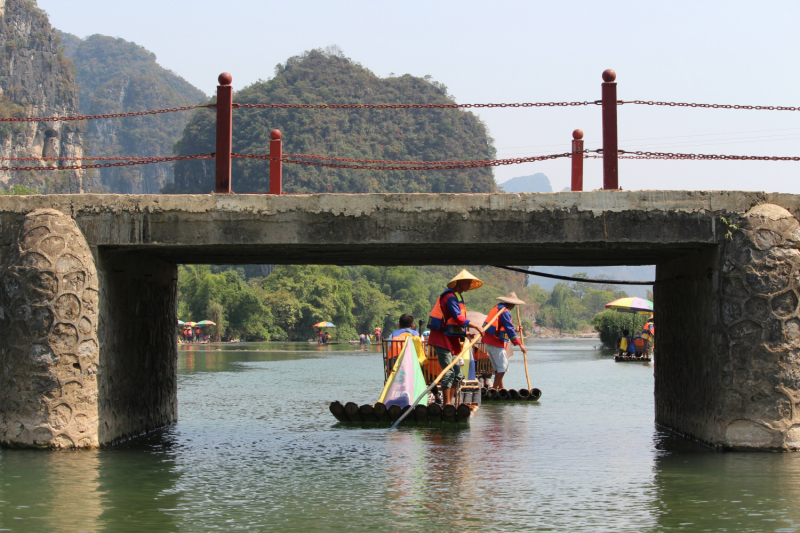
left=601, top=69, right=619, bottom=190
left=215, top=72, right=233, bottom=193
left=571, top=129, right=584, bottom=192
left=269, top=129, right=282, bottom=194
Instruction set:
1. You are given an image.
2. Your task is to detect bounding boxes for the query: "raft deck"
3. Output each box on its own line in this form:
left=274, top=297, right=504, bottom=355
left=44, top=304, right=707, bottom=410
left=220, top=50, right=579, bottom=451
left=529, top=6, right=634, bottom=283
left=329, top=401, right=477, bottom=426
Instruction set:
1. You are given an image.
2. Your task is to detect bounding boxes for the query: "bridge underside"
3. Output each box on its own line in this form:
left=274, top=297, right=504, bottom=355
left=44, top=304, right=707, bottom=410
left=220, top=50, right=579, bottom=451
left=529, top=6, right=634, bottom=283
left=0, top=191, right=799, bottom=450
left=101, top=242, right=709, bottom=267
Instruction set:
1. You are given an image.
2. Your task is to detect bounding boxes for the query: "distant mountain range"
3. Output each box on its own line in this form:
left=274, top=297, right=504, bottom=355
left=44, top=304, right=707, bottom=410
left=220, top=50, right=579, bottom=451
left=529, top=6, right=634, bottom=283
left=526, top=265, right=655, bottom=298
left=57, top=31, right=206, bottom=194
left=498, top=173, right=552, bottom=192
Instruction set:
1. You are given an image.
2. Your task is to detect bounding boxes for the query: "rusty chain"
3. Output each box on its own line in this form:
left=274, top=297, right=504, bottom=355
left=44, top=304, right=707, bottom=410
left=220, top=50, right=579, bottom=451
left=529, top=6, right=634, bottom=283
left=584, top=149, right=800, bottom=161
left=235, top=101, right=597, bottom=110
left=617, top=150, right=800, bottom=161
left=233, top=151, right=589, bottom=170
left=5, top=98, right=800, bottom=123
left=0, top=153, right=214, bottom=172
left=3, top=156, right=165, bottom=161
left=5, top=147, right=798, bottom=172
left=0, top=104, right=215, bottom=123
left=283, top=153, right=512, bottom=166
left=623, top=100, right=800, bottom=111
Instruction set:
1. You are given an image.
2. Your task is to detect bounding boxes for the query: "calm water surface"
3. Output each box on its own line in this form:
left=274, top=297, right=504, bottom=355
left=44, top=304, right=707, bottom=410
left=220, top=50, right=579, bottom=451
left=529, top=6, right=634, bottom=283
left=3, top=338, right=800, bottom=532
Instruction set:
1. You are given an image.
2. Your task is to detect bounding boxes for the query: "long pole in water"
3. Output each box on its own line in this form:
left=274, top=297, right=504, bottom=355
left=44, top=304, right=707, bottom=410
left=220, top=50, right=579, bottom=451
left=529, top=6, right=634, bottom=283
left=517, top=307, right=531, bottom=391
left=390, top=314, right=500, bottom=430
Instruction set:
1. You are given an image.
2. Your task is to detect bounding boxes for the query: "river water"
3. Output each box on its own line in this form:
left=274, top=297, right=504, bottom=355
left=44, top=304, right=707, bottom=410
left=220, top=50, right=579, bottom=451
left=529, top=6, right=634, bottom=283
left=2, top=338, right=800, bottom=532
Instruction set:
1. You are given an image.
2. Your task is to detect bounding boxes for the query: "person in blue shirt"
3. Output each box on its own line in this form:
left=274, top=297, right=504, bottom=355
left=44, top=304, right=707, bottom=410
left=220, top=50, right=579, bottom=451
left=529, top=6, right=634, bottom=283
left=389, top=314, right=420, bottom=339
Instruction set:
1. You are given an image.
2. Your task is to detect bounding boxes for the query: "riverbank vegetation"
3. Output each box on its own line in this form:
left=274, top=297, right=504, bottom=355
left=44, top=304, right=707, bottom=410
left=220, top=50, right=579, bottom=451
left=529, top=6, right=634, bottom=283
left=177, top=265, right=652, bottom=343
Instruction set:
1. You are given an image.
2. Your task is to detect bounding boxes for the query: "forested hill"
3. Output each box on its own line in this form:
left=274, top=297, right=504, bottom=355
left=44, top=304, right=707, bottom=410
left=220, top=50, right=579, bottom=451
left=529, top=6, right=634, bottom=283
left=168, top=47, right=496, bottom=194
left=56, top=32, right=206, bottom=193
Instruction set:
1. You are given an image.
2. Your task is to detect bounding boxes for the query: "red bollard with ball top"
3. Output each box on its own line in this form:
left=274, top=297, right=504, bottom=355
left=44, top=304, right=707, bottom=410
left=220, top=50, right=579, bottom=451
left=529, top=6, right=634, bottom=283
left=571, top=129, right=584, bottom=192
left=215, top=72, right=233, bottom=193
left=270, top=129, right=282, bottom=195
left=601, top=69, right=619, bottom=190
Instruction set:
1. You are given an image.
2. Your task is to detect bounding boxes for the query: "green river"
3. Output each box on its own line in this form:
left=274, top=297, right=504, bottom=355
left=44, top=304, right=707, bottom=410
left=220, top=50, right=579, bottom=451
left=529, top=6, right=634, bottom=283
left=2, top=338, right=800, bottom=532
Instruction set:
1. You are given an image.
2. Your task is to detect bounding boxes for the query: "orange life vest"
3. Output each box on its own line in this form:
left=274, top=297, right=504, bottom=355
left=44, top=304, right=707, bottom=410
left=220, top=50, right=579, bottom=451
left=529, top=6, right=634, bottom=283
left=482, top=304, right=513, bottom=342
left=633, top=336, right=646, bottom=353
left=427, top=289, right=468, bottom=337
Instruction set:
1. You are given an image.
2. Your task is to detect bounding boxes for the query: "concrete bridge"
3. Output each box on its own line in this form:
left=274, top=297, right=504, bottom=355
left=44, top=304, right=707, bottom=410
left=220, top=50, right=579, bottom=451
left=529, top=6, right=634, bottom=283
left=1, top=190, right=799, bottom=450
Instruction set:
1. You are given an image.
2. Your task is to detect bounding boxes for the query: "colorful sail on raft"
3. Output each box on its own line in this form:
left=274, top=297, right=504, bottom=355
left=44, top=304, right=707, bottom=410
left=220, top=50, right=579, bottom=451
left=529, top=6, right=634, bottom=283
left=377, top=337, right=428, bottom=408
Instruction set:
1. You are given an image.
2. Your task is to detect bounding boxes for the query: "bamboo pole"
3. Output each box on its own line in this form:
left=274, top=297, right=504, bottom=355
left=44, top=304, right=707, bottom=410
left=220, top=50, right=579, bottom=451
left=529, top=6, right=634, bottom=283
left=516, top=307, right=531, bottom=391
left=390, top=313, right=500, bottom=430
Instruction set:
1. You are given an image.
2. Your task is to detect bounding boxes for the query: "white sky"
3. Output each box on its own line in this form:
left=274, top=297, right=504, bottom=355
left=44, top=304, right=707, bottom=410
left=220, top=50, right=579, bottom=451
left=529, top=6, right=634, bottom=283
left=38, top=0, right=800, bottom=193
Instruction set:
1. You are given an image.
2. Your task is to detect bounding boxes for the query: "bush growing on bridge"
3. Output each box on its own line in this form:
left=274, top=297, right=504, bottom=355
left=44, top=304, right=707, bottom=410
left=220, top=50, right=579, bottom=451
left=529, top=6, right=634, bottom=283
left=592, top=310, right=649, bottom=349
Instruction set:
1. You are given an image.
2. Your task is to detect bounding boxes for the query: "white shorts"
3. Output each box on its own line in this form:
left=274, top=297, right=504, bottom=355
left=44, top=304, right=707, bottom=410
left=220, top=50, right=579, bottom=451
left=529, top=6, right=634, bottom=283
left=486, top=344, right=508, bottom=373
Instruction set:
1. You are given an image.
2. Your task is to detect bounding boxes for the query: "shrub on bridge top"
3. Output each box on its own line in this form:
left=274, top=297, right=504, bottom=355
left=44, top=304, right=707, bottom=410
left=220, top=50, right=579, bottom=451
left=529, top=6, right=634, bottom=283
left=168, top=47, right=496, bottom=194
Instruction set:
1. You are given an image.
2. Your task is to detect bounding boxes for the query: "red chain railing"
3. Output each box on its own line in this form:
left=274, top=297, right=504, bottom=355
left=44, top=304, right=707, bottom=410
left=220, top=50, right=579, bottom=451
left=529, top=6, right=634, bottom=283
left=0, top=104, right=213, bottom=123
left=2, top=69, right=799, bottom=193
left=0, top=154, right=213, bottom=172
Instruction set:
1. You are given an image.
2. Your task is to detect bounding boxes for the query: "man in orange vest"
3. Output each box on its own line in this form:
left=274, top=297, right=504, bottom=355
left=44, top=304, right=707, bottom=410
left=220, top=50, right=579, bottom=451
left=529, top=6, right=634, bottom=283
left=427, top=270, right=485, bottom=406
left=642, top=317, right=654, bottom=356
left=481, top=292, right=527, bottom=390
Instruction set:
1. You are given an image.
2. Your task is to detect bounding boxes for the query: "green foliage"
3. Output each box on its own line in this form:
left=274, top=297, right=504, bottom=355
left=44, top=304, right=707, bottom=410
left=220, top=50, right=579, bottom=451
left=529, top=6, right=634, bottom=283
left=720, top=216, right=740, bottom=242
left=176, top=264, right=528, bottom=342
left=0, top=95, right=26, bottom=141
left=530, top=274, right=630, bottom=333
left=592, top=310, right=649, bottom=349
left=57, top=33, right=207, bottom=193
left=169, top=47, right=496, bottom=194
left=0, top=184, right=38, bottom=195
left=178, top=265, right=275, bottom=341
left=176, top=264, right=653, bottom=343
left=205, top=300, right=226, bottom=342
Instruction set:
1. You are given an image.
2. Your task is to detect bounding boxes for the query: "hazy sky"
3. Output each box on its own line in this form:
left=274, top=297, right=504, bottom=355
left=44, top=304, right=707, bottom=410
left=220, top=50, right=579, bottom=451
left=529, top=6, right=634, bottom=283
left=38, top=0, right=800, bottom=193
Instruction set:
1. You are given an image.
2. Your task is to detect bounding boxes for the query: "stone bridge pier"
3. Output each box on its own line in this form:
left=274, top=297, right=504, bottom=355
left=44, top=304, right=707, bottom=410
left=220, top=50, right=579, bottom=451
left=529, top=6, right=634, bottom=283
left=656, top=204, right=800, bottom=450
left=0, top=191, right=798, bottom=450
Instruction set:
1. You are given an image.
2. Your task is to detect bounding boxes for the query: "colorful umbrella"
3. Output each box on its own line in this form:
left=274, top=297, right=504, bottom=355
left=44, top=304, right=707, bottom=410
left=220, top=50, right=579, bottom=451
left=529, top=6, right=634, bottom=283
left=313, top=322, right=335, bottom=328
left=196, top=320, right=216, bottom=326
left=178, top=320, right=186, bottom=326
left=184, top=321, right=198, bottom=327
left=605, top=297, right=653, bottom=315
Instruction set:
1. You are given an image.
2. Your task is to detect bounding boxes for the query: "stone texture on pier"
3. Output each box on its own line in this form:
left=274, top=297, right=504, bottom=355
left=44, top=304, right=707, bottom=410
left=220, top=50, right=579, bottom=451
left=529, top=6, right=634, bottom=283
left=656, top=204, right=800, bottom=450
left=0, top=208, right=99, bottom=448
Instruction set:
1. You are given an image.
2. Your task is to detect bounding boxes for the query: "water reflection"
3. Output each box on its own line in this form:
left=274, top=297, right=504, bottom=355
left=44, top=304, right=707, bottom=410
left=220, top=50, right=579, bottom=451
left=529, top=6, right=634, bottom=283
left=0, top=450, right=103, bottom=532
left=3, top=339, right=800, bottom=531
left=652, top=431, right=800, bottom=531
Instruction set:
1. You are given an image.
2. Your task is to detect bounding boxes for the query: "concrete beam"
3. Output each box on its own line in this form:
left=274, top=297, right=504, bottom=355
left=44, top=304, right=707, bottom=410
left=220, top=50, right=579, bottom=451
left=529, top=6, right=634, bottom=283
left=0, top=191, right=791, bottom=265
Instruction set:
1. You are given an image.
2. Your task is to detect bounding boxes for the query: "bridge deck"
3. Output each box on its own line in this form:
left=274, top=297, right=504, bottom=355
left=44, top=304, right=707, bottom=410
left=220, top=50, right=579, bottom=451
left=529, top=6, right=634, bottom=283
left=0, top=191, right=794, bottom=265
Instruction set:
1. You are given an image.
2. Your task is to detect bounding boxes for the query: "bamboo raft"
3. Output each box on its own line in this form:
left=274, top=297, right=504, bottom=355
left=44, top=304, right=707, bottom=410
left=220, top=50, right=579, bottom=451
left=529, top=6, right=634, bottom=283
left=330, top=338, right=543, bottom=427
left=615, top=355, right=651, bottom=362
left=481, top=387, right=542, bottom=401
left=329, top=400, right=477, bottom=426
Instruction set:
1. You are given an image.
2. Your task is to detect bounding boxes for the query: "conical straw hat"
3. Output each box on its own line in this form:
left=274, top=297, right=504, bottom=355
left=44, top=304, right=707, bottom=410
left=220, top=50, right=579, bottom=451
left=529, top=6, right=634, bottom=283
left=496, top=291, right=527, bottom=305
left=447, top=269, right=483, bottom=291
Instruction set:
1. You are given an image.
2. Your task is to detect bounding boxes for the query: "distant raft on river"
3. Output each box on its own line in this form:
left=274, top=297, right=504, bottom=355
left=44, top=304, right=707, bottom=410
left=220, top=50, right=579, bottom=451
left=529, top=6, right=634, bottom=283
left=614, top=355, right=652, bottom=362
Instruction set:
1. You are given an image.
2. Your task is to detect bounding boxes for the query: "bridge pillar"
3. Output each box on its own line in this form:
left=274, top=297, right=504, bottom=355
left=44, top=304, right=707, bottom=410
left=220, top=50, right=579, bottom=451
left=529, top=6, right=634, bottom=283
left=0, top=208, right=176, bottom=448
left=95, top=250, right=177, bottom=445
left=655, top=204, right=800, bottom=450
